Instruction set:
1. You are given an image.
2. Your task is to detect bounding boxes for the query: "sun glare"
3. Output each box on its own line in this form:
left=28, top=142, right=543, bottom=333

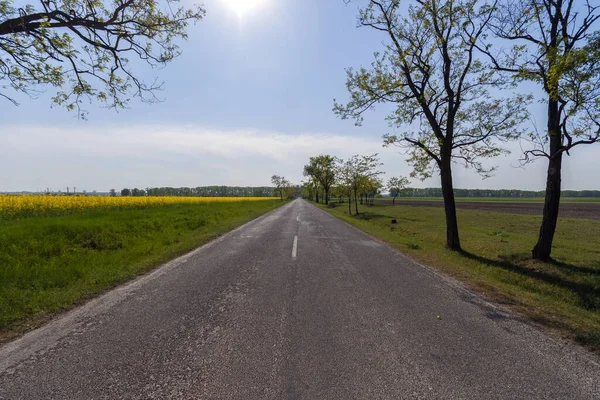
left=222, top=0, right=266, bottom=17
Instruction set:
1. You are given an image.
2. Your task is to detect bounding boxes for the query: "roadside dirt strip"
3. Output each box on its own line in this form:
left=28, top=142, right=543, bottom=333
left=1, top=199, right=599, bottom=399
left=376, top=199, right=600, bottom=220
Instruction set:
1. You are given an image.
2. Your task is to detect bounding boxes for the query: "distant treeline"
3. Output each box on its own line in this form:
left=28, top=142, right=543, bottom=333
left=396, top=188, right=600, bottom=198
left=141, top=186, right=274, bottom=197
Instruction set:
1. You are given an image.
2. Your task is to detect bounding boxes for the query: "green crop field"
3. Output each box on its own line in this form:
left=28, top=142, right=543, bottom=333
left=320, top=202, right=600, bottom=352
left=0, top=200, right=283, bottom=342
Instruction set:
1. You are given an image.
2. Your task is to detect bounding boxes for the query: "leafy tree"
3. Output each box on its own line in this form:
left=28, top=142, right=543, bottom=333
left=121, top=188, right=130, bottom=196
left=387, top=176, right=410, bottom=205
left=302, top=164, right=322, bottom=203
left=131, top=188, right=145, bottom=196
left=480, top=0, right=600, bottom=260
left=337, top=154, right=383, bottom=216
left=0, top=0, right=205, bottom=118
left=303, top=155, right=338, bottom=205
left=271, top=175, right=290, bottom=201
left=300, top=180, right=314, bottom=201
left=109, top=189, right=116, bottom=197
left=335, top=0, right=528, bottom=251
left=336, top=159, right=355, bottom=215
left=361, top=176, right=383, bottom=206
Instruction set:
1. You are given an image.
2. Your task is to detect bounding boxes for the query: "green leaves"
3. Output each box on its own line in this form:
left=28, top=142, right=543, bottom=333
left=0, top=0, right=205, bottom=117
left=487, top=0, right=600, bottom=158
left=336, top=0, right=529, bottom=181
left=387, top=176, right=410, bottom=197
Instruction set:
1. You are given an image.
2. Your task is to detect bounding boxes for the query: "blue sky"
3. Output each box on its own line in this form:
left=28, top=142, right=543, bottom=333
left=1, top=0, right=598, bottom=192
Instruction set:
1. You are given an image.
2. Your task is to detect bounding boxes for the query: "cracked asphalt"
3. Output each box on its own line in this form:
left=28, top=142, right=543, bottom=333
left=1, top=199, right=599, bottom=399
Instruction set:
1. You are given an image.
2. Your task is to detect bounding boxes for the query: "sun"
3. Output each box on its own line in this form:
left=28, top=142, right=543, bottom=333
left=221, top=0, right=266, bottom=17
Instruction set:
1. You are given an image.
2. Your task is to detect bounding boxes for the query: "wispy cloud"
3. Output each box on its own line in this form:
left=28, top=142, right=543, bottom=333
left=1, top=125, right=409, bottom=191
left=2, top=124, right=595, bottom=192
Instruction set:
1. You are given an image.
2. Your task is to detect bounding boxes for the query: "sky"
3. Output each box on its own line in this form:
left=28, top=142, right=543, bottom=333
left=1, top=0, right=598, bottom=192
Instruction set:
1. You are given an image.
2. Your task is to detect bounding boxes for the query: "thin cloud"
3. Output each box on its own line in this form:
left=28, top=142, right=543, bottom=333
left=1, top=125, right=596, bottom=192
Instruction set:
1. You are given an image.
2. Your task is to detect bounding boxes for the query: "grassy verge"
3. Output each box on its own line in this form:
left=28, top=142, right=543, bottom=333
left=0, top=200, right=284, bottom=341
left=318, top=202, right=600, bottom=352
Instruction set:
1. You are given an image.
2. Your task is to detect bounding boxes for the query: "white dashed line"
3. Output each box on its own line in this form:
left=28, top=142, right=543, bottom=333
left=292, top=236, right=298, bottom=259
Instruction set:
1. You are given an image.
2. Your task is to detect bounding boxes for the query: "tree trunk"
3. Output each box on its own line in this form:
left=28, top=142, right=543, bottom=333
left=348, top=193, right=352, bottom=215
left=393, top=195, right=396, bottom=206
left=532, top=99, right=563, bottom=260
left=280, top=190, right=283, bottom=201
left=325, top=187, right=329, bottom=205
left=315, top=190, right=319, bottom=204
left=440, top=152, right=461, bottom=251
left=354, top=189, right=359, bottom=215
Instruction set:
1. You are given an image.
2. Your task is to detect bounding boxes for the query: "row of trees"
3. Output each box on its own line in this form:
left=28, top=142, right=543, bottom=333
left=393, top=188, right=600, bottom=198
left=302, top=154, right=410, bottom=215
left=116, top=186, right=276, bottom=197
left=335, top=0, right=599, bottom=260
left=145, top=186, right=274, bottom=197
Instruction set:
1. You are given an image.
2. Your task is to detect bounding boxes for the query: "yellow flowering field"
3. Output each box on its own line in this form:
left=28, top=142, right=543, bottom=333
left=0, top=195, right=278, bottom=220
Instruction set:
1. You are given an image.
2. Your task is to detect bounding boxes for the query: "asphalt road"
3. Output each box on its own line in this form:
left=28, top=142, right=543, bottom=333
left=1, top=199, right=598, bottom=399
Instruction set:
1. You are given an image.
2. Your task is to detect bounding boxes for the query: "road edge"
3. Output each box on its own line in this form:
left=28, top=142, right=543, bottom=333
left=306, top=200, right=600, bottom=367
left=0, top=200, right=295, bottom=373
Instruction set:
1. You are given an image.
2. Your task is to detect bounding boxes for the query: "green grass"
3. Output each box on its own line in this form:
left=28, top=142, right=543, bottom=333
left=380, top=197, right=600, bottom=203
left=320, top=202, right=600, bottom=352
left=0, top=200, right=283, bottom=340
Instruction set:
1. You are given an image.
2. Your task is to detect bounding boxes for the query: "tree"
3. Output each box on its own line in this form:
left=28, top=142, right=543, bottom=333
left=387, top=176, right=410, bottom=205
left=303, top=155, right=338, bottom=205
left=337, top=154, right=383, bottom=216
left=109, top=189, right=117, bottom=197
left=479, top=0, right=600, bottom=260
left=271, top=175, right=290, bottom=201
left=302, top=164, right=322, bottom=203
left=121, top=188, right=130, bottom=196
left=0, top=0, right=205, bottom=118
left=300, top=180, right=315, bottom=201
left=335, top=0, right=528, bottom=251
left=336, top=159, right=355, bottom=215
left=361, top=176, right=383, bottom=206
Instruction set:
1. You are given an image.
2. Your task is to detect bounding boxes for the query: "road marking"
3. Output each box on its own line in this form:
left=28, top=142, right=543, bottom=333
left=292, top=236, right=298, bottom=259
left=296, top=215, right=299, bottom=222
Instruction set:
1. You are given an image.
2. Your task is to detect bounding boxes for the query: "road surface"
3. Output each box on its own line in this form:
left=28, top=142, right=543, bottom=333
left=1, top=199, right=598, bottom=399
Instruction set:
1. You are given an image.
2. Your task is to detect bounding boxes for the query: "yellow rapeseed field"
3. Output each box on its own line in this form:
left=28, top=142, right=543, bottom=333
left=0, top=195, right=278, bottom=220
